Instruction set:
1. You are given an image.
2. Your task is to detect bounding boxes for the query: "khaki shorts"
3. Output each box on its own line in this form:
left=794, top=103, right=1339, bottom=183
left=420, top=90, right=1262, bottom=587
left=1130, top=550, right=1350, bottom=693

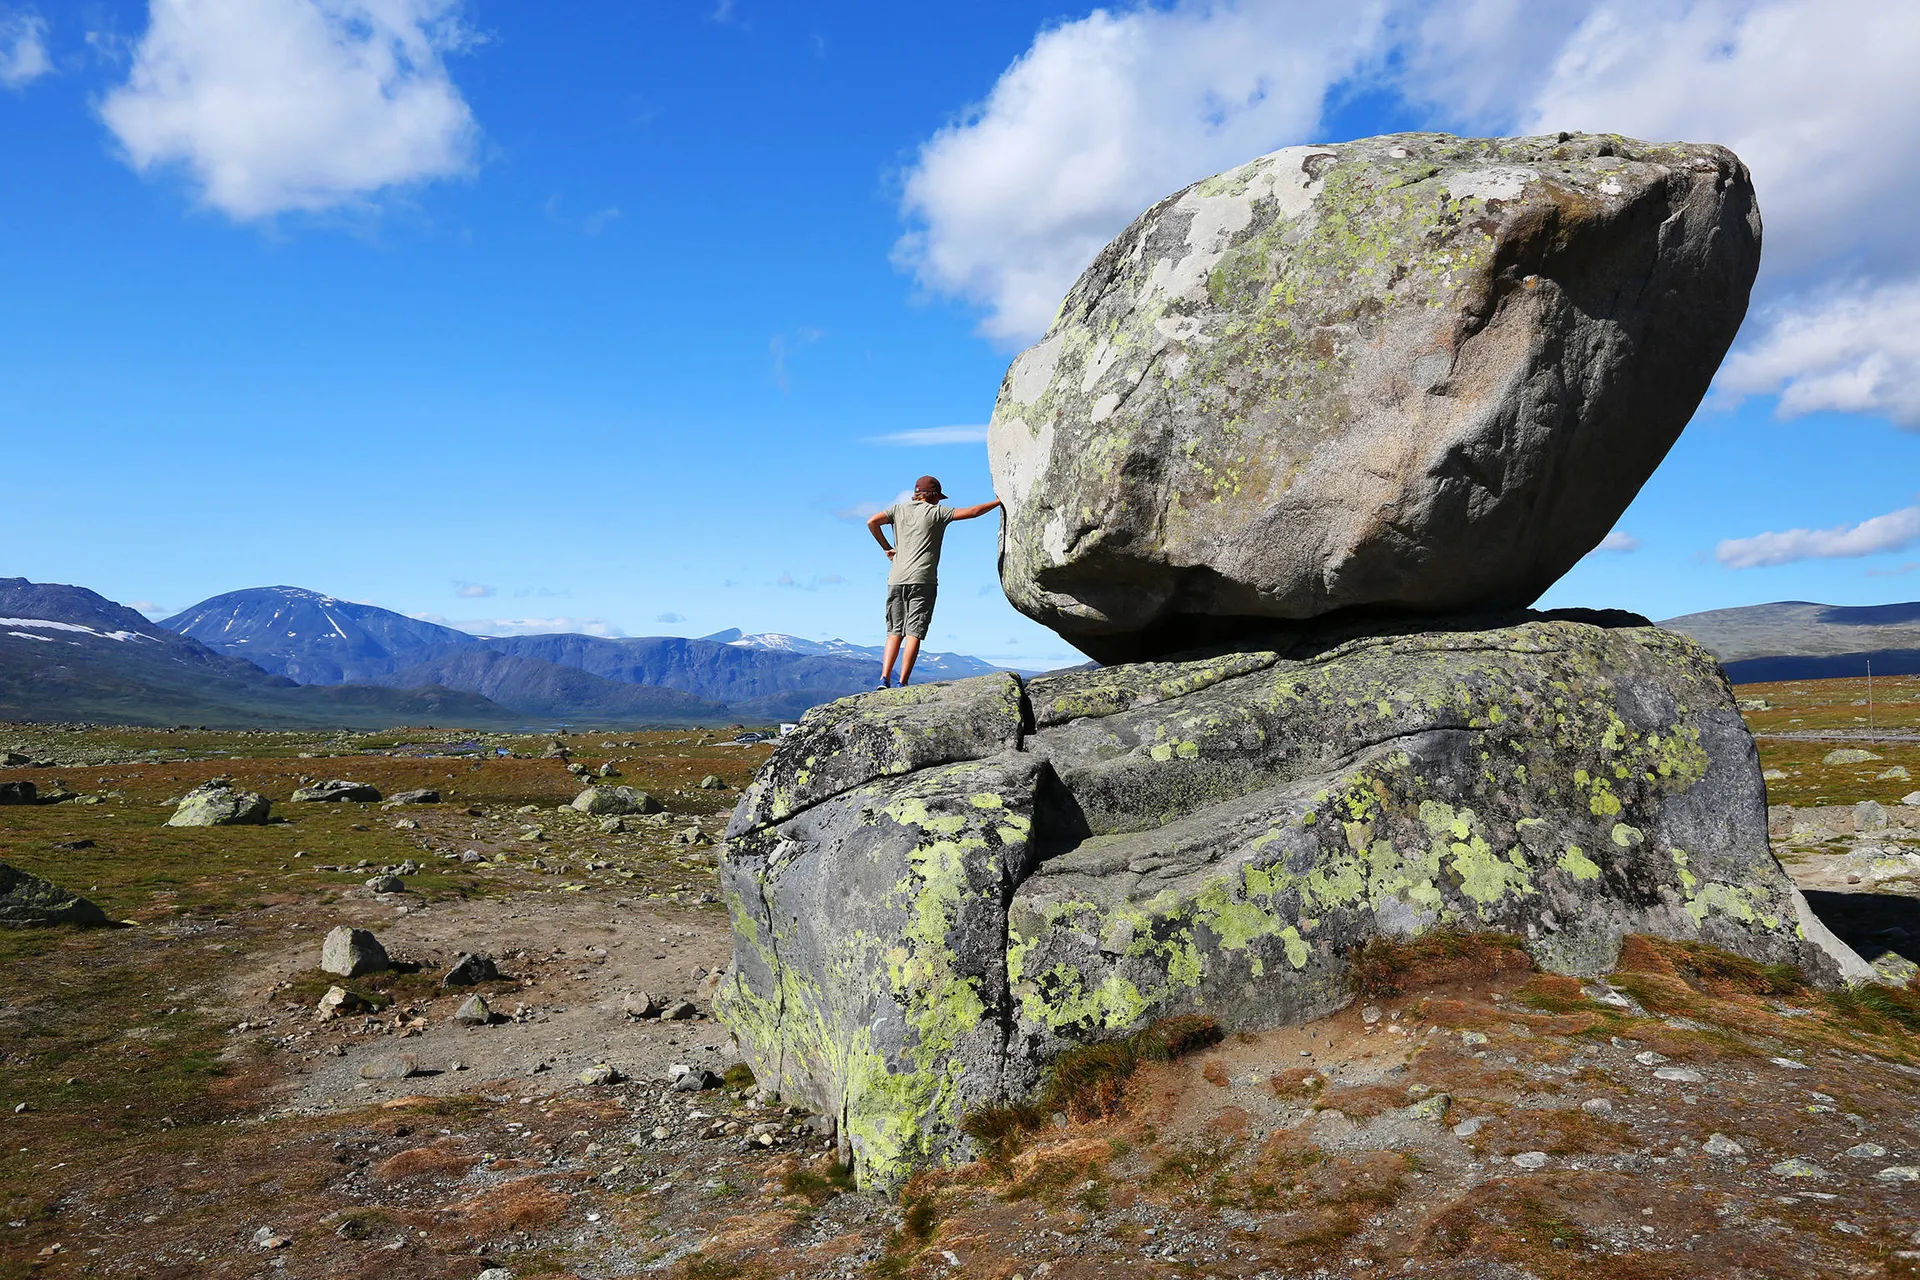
left=885, top=583, right=937, bottom=639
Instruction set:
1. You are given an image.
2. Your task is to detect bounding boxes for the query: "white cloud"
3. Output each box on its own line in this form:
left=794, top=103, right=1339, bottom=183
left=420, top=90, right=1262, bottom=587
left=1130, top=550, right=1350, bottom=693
left=896, top=1, right=1388, bottom=344
left=452, top=616, right=627, bottom=638
left=655, top=611, right=686, bottom=623
left=100, top=0, right=478, bottom=220
left=1717, top=280, right=1920, bottom=427
left=0, top=11, right=50, bottom=88
left=902, top=0, right=1920, bottom=413
left=865, top=424, right=990, bottom=446
left=1716, top=505, right=1920, bottom=569
left=1597, top=530, right=1641, bottom=553
left=453, top=580, right=495, bottom=598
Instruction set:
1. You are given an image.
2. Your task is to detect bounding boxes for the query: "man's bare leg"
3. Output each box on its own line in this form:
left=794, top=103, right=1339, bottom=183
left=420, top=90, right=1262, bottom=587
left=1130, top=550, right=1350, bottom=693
left=879, top=635, right=903, bottom=687
left=899, top=636, right=923, bottom=686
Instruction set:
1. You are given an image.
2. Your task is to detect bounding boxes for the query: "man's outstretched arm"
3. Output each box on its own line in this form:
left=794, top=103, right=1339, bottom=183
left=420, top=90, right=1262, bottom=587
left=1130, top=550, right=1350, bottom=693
left=949, top=499, right=1004, bottom=521
left=866, top=510, right=896, bottom=558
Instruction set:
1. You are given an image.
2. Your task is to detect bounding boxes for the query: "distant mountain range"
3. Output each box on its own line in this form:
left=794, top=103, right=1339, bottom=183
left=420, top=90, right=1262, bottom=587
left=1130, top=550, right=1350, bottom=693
left=0, top=578, right=516, bottom=728
left=1659, top=600, right=1920, bottom=682
left=2, top=579, right=1017, bottom=728
left=157, top=586, right=1014, bottom=723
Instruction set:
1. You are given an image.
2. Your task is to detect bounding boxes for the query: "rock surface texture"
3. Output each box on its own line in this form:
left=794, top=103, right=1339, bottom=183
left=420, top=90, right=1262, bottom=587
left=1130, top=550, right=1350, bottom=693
left=988, top=133, right=1761, bottom=662
left=717, top=617, right=1861, bottom=1189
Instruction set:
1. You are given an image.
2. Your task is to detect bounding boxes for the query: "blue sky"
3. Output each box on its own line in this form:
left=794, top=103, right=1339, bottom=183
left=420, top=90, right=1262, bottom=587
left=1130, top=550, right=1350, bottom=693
left=3, top=1, right=1917, bottom=670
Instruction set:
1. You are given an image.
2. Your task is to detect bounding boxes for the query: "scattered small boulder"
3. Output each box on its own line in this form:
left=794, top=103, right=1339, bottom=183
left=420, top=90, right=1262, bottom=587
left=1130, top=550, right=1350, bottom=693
left=1843, top=1142, right=1888, bottom=1158
left=0, top=781, right=38, bottom=806
left=315, top=986, right=365, bottom=1020
left=358, top=1054, right=420, bottom=1081
left=598, top=816, right=627, bottom=835
left=670, top=1065, right=720, bottom=1092
left=291, top=780, right=382, bottom=803
left=364, top=874, right=405, bottom=894
left=662, top=1000, right=697, bottom=1021
left=571, top=786, right=662, bottom=816
left=453, top=994, right=493, bottom=1026
left=441, top=953, right=499, bottom=986
left=1703, top=1133, right=1745, bottom=1156
left=579, top=1063, right=625, bottom=1086
left=1877, top=766, right=1910, bottom=781
left=1823, top=748, right=1881, bottom=765
left=1510, top=1151, right=1549, bottom=1170
left=1579, top=1098, right=1613, bottom=1116
left=319, top=926, right=390, bottom=978
left=697, top=775, right=727, bottom=790
left=166, top=783, right=270, bottom=827
left=1871, top=952, right=1919, bottom=985
left=386, top=789, right=440, bottom=805
left=1905, top=791, right=1920, bottom=807
left=673, top=828, right=713, bottom=846
left=1771, top=1158, right=1827, bottom=1178
left=621, top=991, right=663, bottom=1020
left=595, top=763, right=620, bottom=778
left=515, top=827, right=546, bottom=842
left=1857, top=800, right=1891, bottom=832
left=0, top=861, right=110, bottom=929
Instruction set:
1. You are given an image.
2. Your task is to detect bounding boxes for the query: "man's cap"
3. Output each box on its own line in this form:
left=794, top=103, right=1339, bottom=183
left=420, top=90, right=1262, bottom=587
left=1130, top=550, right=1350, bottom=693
left=914, top=474, right=947, bottom=500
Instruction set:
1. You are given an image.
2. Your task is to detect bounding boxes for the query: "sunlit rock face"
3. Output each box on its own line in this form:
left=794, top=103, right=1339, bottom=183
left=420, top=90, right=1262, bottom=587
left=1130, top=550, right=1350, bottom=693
left=989, top=132, right=1761, bottom=663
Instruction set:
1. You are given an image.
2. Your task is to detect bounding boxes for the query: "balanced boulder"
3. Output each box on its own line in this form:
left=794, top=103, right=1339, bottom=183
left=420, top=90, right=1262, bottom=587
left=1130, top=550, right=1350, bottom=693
left=0, top=861, right=109, bottom=928
left=166, top=783, right=271, bottom=827
left=292, top=780, right=381, bottom=803
left=988, top=132, right=1761, bottom=662
left=717, top=616, right=1864, bottom=1189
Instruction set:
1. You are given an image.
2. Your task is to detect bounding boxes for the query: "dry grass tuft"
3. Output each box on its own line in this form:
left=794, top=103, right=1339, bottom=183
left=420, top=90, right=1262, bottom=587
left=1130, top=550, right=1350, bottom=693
left=437, top=1176, right=569, bottom=1236
left=1615, top=935, right=1803, bottom=998
left=961, top=1014, right=1221, bottom=1167
left=1269, top=1067, right=1325, bottom=1100
left=1349, top=930, right=1532, bottom=997
left=374, top=1143, right=481, bottom=1183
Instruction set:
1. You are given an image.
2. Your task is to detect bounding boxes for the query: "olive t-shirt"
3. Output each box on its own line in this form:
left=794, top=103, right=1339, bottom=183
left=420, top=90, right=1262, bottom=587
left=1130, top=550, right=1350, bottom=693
left=887, top=500, right=955, bottom=586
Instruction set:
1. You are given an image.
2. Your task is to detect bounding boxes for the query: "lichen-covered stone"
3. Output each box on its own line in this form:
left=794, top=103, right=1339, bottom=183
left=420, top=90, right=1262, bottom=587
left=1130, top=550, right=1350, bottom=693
left=717, top=620, right=1868, bottom=1190
left=166, top=785, right=271, bottom=827
left=0, top=861, right=109, bottom=929
left=571, top=785, right=662, bottom=816
left=726, top=673, right=1025, bottom=839
left=989, top=133, right=1761, bottom=662
left=290, top=779, right=381, bottom=803
left=718, top=751, right=1040, bottom=1186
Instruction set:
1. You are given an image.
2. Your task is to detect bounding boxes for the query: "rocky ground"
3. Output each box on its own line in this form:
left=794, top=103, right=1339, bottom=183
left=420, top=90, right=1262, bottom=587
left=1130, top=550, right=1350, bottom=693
left=2, top=688, right=1919, bottom=1279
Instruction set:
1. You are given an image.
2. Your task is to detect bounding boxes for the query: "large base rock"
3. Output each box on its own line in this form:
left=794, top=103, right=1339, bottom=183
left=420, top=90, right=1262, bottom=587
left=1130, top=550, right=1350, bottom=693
left=716, top=616, right=1864, bottom=1189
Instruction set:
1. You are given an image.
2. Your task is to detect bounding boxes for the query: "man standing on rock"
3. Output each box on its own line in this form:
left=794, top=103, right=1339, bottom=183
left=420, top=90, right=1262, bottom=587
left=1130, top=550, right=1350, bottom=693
left=866, top=475, right=1001, bottom=687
